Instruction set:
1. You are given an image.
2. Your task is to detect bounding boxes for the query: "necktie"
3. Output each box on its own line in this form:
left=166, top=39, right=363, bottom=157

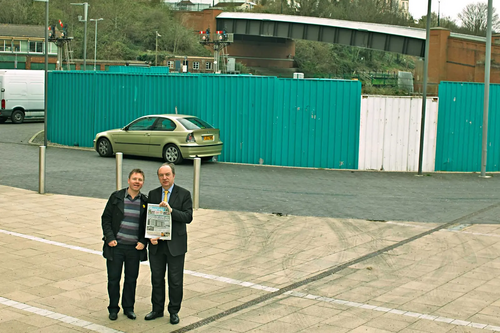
left=164, top=190, right=169, bottom=202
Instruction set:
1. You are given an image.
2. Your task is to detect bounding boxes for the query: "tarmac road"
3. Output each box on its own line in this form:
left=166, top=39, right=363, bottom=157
left=1, top=121, right=500, bottom=223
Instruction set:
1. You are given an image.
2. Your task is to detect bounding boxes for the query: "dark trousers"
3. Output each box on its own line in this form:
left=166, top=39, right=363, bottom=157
left=106, top=244, right=140, bottom=314
left=149, top=242, right=185, bottom=314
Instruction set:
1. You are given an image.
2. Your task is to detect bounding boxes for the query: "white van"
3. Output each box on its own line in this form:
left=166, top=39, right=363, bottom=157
left=0, top=70, right=45, bottom=124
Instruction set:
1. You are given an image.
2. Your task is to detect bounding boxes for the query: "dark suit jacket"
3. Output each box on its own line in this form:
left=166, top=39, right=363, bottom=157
left=101, top=188, right=148, bottom=261
left=148, top=184, right=193, bottom=257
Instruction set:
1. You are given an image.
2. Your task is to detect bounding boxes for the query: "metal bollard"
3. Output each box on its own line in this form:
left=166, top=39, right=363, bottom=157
left=116, top=152, right=123, bottom=191
left=193, top=157, right=201, bottom=209
left=39, top=146, right=46, bottom=194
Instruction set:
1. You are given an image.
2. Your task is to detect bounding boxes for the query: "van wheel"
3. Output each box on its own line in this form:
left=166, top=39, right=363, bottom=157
left=0, top=117, right=7, bottom=123
left=163, top=144, right=183, bottom=164
left=11, top=110, right=24, bottom=124
left=97, top=138, right=113, bottom=157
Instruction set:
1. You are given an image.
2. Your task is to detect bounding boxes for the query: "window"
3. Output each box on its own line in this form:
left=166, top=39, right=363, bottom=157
left=0, top=39, right=11, bottom=52
left=128, top=117, right=156, bottom=131
left=12, top=40, right=20, bottom=52
left=29, top=41, right=43, bottom=53
left=167, top=61, right=174, bottom=68
left=193, top=62, right=200, bottom=70
left=154, top=118, right=176, bottom=131
left=178, top=117, right=213, bottom=130
left=205, top=62, right=212, bottom=70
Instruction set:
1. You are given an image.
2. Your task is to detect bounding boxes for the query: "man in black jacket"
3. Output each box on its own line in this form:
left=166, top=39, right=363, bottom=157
left=101, top=169, right=148, bottom=321
left=144, top=163, right=193, bottom=325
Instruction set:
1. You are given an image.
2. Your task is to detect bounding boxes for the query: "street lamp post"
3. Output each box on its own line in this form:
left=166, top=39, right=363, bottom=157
left=33, top=0, right=49, bottom=194
left=34, top=0, right=49, bottom=147
left=155, top=31, right=161, bottom=66
left=71, top=2, right=89, bottom=70
left=90, top=18, right=103, bottom=71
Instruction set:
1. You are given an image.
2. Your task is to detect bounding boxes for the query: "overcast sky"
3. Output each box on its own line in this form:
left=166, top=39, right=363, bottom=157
left=409, top=0, right=499, bottom=22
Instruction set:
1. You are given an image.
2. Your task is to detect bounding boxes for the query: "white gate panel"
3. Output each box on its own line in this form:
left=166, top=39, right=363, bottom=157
left=359, top=96, right=438, bottom=172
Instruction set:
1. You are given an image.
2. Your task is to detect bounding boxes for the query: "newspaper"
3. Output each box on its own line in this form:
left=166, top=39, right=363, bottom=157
left=145, top=204, right=171, bottom=240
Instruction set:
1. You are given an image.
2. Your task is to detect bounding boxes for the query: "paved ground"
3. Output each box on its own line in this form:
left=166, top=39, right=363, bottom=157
left=3, top=123, right=500, bottom=332
left=2, top=185, right=500, bottom=333
left=1, top=122, right=500, bottom=223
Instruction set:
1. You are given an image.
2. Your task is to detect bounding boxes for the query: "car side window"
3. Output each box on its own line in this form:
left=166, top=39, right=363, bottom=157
left=128, top=118, right=156, bottom=131
left=154, top=119, right=176, bottom=131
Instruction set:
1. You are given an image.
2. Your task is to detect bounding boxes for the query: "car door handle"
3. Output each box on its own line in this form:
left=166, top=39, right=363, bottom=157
left=145, top=133, right=150, bottom=136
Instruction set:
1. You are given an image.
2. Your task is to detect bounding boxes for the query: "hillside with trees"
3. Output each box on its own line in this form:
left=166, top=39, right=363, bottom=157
left=0, top=0, right=210, bottom=61
left=0, top=0, right=497, bottom=86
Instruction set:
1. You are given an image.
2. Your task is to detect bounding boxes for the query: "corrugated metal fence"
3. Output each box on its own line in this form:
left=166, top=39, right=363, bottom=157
left=47, top=72, right=361, bottom=169
left=435, top=82, right=500, bottom=172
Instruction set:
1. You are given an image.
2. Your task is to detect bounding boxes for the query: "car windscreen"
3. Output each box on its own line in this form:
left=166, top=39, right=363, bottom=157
left=177, top=117, right=213, bottom=130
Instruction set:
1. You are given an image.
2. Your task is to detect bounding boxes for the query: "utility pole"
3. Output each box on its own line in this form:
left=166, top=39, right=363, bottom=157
left=71, top=2, right=89, bottom=70
left=438, top=1, right=441, bottom=27
left=90, top=18, right=103, bottom=71
left=417, top=0, right=432, bottom=175
left=481, top=0, right=494, bottom=178
left=155, top=31, right=161, bottom=66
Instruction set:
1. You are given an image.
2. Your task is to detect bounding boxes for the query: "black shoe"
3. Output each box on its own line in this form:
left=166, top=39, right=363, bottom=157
left=124, top=310, right=136, bottom=320
left=170, top=313, right=179, bottom=325
left=144, top=311, right=163, bottom=321
left=109, top=312, right=118, bottom=321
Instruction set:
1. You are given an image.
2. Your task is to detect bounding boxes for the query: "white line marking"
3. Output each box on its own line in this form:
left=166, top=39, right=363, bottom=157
left=0, top=297, right=123, bottom=333
left=1, top=228, right=498, bottom=331
left=386, top=222, right=429, bottom=229
left=445, top=229, right=500, bottom=238
left=387, top=221, right=500, bottom=239
left=0, top=229, right=278, bottom=293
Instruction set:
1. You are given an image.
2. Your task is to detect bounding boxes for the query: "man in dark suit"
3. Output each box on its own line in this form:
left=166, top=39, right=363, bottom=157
left=101, top=169, right=148, bottom=321
left=145, top=163, right=193, bottom=325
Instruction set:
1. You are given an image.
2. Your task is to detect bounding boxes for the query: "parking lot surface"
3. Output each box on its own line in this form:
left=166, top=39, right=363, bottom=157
left=2, top=123, right=500, bottom=332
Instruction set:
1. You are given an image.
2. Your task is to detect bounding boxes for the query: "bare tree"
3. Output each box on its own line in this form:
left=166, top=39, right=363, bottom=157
left=458, top=2, right=500, bottom=36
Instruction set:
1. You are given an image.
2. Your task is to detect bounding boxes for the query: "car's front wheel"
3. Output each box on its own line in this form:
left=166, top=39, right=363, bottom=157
left=163, top=144, right=183, bottom=164
left=97, top=138, right=113, bottom=157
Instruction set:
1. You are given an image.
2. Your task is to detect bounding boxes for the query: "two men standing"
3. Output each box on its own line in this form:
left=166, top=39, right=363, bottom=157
left=101, top=163, right=193, bottom=325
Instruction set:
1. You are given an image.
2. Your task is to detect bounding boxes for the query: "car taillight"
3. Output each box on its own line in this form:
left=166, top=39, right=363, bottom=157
left=186, top=133, right=196, bottom=143
left=1, top=99, right=4, bottom=109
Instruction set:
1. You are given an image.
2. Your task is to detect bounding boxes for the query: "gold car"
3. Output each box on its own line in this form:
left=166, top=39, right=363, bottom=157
left=93, top=114, right=223, bottom=164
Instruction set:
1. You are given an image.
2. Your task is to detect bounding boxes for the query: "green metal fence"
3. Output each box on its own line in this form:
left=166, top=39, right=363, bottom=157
left=435, top=82, right=500, bottom=171
left=47, top=71, right=361, bottom=169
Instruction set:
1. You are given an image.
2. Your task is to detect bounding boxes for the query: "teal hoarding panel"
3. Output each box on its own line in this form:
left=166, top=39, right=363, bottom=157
left=436, top=82, right=500, bottom=171
left=272, top=79, right=361, bottom=169
left=47, top=72, right=360, bottom=169
left=197, top=75, right=276, bottom=164
left=47, top=72, right=96, bottom=147
left=108, top=66, right=170, bottom=74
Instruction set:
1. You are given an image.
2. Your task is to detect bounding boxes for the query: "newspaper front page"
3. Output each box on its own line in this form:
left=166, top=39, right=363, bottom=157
left=145, top=204, right=171, bottom=240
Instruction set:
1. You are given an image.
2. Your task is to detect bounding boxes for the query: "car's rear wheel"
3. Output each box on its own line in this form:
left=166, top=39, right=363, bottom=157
left=97, top=138, right=113, bottom=157
left=0, top=117, right=7, bottom=123
left=11, top=110, right=24, bottom=124
left=163, top=144, right=183, bottom=164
